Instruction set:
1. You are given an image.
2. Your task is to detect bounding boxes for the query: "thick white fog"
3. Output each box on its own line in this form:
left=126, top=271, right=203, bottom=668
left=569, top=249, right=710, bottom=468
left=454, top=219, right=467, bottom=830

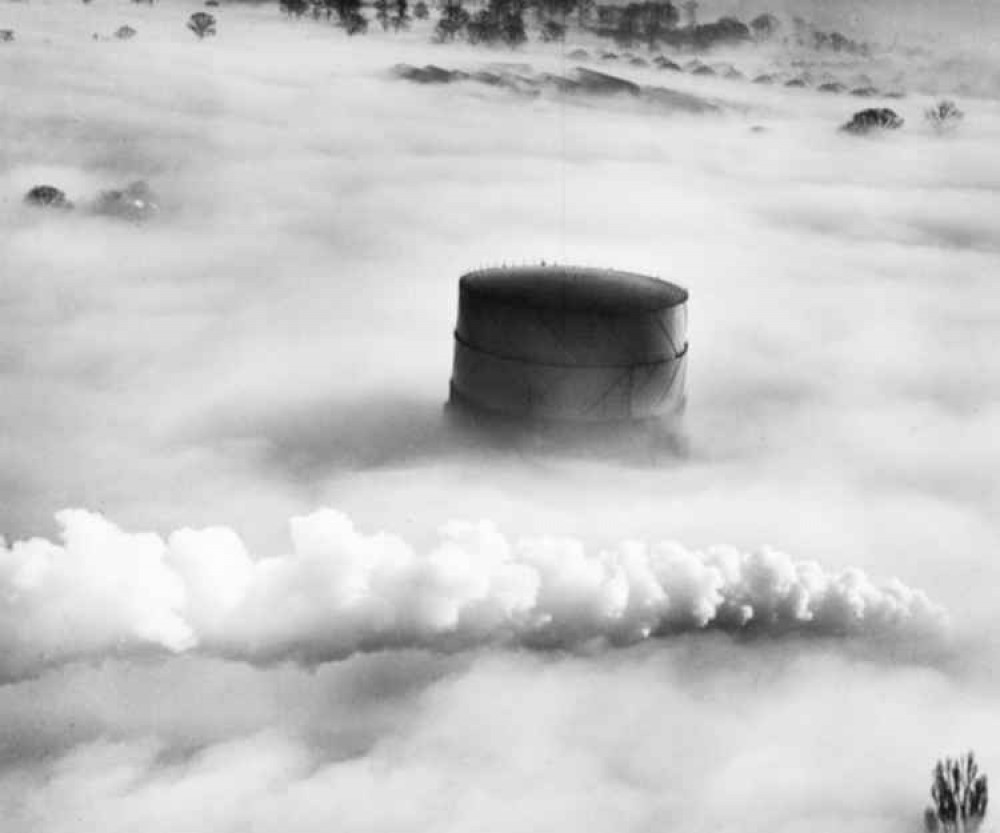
left=1, top=0, right=999, bottom=830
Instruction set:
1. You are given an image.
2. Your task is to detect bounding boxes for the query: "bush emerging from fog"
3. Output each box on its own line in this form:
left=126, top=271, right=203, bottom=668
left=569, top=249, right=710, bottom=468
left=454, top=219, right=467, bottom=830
left=0, top=29, right=14, bottom=43
left=414, top=0, right=429, bottom=18
left=114, top=25, right=138, bottom=40
left=925, top=100, right=964, bottom=132
left=840, top=107, right=904, bottom=135
left=925, top=752, right=988, bottom=832
left=24, top=185, right=73, bottom=210
left=187, top=12, right=217, bottom=39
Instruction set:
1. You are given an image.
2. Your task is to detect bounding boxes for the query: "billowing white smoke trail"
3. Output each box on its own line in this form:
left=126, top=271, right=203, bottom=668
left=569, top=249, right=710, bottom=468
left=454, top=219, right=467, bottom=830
left=0, top=509, right=946, bottom=680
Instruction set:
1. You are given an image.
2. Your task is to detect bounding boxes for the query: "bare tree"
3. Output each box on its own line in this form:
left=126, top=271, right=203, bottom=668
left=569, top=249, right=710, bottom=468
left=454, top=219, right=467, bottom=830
left=434, top=0, right=469, bottom=41
left=925, top=752, right=989, bottom=833
left=925, top=100, right=964, bottom=133
left=389, top=0, right=411, bottom=31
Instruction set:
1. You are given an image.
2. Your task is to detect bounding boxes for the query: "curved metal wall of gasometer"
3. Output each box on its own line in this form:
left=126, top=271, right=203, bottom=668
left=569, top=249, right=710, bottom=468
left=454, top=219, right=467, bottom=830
left=450, top=291, right=688, bottom=422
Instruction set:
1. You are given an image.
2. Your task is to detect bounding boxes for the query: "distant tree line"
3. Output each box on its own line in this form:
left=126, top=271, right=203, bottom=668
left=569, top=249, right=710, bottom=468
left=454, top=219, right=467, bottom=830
left=463, top=0, right=528, bottom=46
left=280, top=0, right=368, bottom=33
left=374, top=0, right=411, bottom=32
left=589, top=2, right=756, bottom=51
left=606, top=3, right=678, bottom=49
left=268, top=0, right=871, bottom=56
left=811, top=28, right=869, bottom=55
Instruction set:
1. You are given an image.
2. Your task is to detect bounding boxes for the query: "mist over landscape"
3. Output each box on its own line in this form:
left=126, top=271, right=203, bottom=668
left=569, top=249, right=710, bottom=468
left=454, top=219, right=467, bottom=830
left=2, top=0, right=999, bottom=830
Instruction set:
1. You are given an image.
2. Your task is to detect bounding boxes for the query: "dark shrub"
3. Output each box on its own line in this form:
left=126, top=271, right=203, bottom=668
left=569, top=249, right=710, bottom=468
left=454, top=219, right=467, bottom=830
left=840, top=107, right=904, bottom=134
left=24, top=185, right=73, bottom=210
left=187, top=12, right=217, bottom=38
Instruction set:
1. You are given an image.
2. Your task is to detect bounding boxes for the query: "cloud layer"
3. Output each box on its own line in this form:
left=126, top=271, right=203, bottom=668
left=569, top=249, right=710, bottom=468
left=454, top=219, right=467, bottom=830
left=1, top=3, right=999, bottom=831
left=2, top=646, right=997, bottom=833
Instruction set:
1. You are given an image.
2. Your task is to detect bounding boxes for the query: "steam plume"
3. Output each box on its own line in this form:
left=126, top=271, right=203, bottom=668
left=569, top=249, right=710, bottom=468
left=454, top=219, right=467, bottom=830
left=0, top=509, right=947, bottom=679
